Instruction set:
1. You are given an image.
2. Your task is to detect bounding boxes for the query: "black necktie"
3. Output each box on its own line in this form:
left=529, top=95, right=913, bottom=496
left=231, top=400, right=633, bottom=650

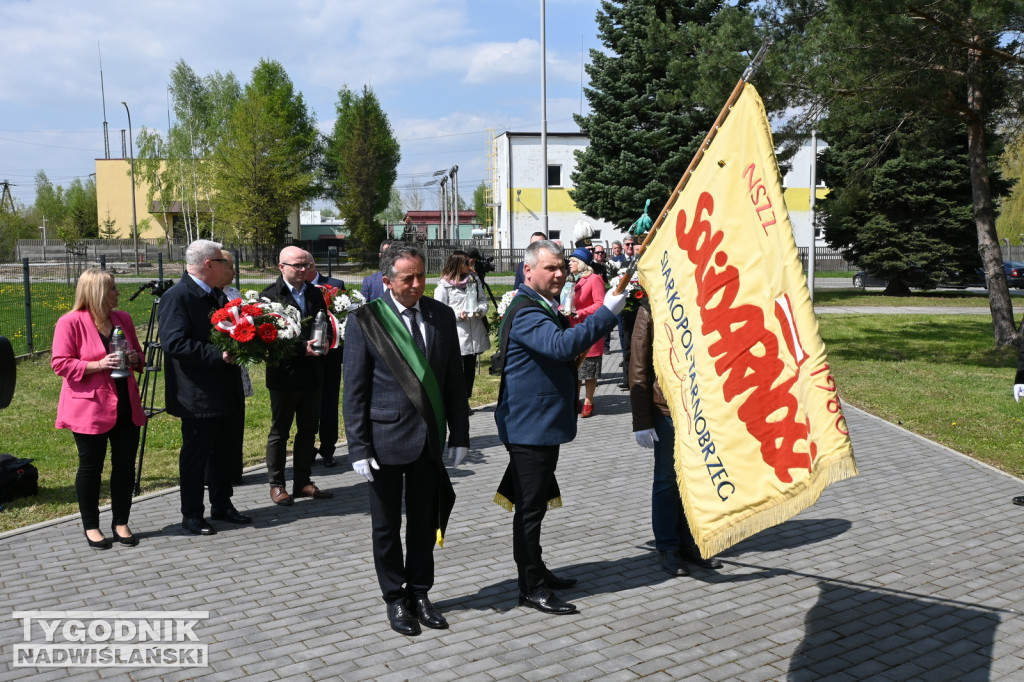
left=402, top=308, right=427, bottom=355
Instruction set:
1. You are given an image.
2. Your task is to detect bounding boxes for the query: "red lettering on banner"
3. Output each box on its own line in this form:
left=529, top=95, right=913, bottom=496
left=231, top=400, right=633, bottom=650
left=675, top=191, right=813, bottom=483
left=810, top=364, right=849, bottom=435
left=742, top=163, right=778, bottom=234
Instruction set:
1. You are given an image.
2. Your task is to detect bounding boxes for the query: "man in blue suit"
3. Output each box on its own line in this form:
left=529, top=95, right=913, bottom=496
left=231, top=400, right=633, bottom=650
left=495, top=240, right=627, bottom=615
left=343, top=243, right=470, bottom=636
left=359, top=239, right=391, bottom=302
left=305, top=252, right=346, bottom=468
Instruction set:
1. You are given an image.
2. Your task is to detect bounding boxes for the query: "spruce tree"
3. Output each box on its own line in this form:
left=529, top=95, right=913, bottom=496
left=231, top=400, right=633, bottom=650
left=818, top=99, right=980, bottom=296
left=573, top=0, right=761, bottom=229
left=322, top=86, right=401, bottom=262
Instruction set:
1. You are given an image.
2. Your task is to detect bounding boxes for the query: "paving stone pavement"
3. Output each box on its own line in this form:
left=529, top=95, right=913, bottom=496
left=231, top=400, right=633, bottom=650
left=2, top=345, right=1024, bottom=681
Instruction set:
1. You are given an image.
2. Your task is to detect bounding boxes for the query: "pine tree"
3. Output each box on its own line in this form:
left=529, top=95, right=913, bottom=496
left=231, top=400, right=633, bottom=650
left=818, top=100, right=979, bottom=295
left=573, top=0, right=762, bottom=229
left=322, top=86, right=401, bottom=263
left=775, top=0, right=1024, bottom=344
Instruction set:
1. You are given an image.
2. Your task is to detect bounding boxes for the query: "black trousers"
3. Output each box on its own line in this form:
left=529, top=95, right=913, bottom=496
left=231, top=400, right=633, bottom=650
left=72, top=415, right=140, bottom=530
left=461, top=354, right=476, bottom=399
left=266, top=387, right=321, bottom=489
left=367, top=451, right=439, bottom=603
left=505, top=443, right=560, bottom=592
left=179, top=415, right=238, bottom=518
left=317, top=360, right=342, bottom=458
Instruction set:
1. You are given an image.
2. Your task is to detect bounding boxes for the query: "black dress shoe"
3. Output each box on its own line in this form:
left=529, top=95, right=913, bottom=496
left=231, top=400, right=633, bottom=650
left=1013, top=495, right=1024, bottom=506
left=659, top=551, right=689, bottom=576
left=320, top=453, right=338, bottom=468
left=412, top=594, right=448, bottom=629
left=519, top=588, right=577, bottom=615
left=387, top=600, right=421, bottom=636
left=681, top=550, right=722, bottom=570
left=544, top=571, right=578, bottom=590
left=211, top=507, right=252, bottom=524
left=85, top=531, right=112, bottom=550
left=181, top=517, right=216, bottom=536
left=111, top=525, right=139, bottom=547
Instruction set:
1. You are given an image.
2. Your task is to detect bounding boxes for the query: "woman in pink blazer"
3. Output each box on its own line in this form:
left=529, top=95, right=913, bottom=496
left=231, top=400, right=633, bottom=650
left=569, top=247, right=606, bottom=418
left=52, top=268, right=146, bottom=549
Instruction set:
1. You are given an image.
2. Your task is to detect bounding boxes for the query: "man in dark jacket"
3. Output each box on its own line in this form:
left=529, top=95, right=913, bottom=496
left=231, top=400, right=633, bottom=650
left=343, top=243, right=470, bottom=636
left=628, top=299, right=722, bottom=575
left=304, top=251, right=346, bottom=468
left=158, top=239, right=250, bottom=535
left=260, top=245, right=333, bottom=507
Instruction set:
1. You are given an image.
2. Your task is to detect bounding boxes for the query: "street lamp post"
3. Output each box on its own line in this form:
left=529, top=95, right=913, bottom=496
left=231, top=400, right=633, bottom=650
left=122, top=101, right=140, bottom=274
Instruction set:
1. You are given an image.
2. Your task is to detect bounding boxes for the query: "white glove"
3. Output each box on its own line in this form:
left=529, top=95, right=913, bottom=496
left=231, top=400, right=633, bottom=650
left=353, top=457, right=380, bottom=482
left=603, top=289, right=628, bottom=315
left=634, top=429, right=659, bottom=449
left=451, top=446, right=469, bottom=467
left=1015, top=385, right=1024, bottom=402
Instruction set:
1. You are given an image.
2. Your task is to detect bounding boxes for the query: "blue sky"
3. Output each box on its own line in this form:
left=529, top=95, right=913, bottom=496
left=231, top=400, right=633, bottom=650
left=0, top=0, right=605, bottom=208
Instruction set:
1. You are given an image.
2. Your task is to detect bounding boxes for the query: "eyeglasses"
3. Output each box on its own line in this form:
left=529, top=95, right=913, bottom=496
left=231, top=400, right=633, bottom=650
left=594, top=251, right=605, bottom=256
left=624, top=243, right=635, bottom=247
left=281, top=262, right=312, bottom=270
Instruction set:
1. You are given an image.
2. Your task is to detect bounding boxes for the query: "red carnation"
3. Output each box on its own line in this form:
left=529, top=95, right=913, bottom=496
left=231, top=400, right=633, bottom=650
left=241, top=304, right=263, bottom=318
left=258, top=323, right=278, bottom=343
left=231, top=320, right=256, bottom=342
left=634, top=290, right=645, bottom=299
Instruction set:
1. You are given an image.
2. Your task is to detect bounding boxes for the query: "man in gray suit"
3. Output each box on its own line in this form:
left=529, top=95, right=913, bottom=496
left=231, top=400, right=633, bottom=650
left=343, top=242, right=470, bottom=636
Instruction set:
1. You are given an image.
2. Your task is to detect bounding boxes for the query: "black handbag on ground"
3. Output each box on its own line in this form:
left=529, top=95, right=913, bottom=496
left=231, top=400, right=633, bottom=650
left=0, top=453, right=39, bottom=503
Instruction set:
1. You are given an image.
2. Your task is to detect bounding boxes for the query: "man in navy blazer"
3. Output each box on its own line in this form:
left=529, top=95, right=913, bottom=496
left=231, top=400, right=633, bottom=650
left=343, top=242, right=469, bottom=636
left=304, top=252, right=346, bottom=468
left=495, top=239, right=627, bottom=614
left=158, top=239, right=250, bottom=535
left=359, top=239, right=391, bottom=302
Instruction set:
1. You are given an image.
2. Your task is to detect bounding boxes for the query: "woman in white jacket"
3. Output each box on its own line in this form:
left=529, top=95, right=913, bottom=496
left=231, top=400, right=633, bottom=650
left=434, top=252, right=491, bottom=402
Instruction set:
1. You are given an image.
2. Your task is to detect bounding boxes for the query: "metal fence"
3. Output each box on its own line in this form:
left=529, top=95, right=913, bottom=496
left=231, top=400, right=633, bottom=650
left=0, top=241, right=865, bottom=359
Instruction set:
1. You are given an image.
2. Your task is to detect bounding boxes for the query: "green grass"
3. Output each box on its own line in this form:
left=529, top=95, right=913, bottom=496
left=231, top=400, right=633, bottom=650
left=0, top=284, right=512, bottom=532
left=820, top=314, right=1023, bottom=478
left=3, top=283, right=1021, bottom=532
left=812, top=289, right=994, bottom=307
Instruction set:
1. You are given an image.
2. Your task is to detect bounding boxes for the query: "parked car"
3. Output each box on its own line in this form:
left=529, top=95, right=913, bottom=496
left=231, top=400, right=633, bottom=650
left=852, top=271, right=886, bottom=288
left=854, top=262, right=1024, bottom=289
left=973, top=261, right=1024, bottom=289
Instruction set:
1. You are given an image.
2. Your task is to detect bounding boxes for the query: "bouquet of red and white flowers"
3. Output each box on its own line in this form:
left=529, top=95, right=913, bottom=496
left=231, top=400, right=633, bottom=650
left=608, top=269, right=646, bottom=313
left=209, top=291, right=304, bottom=366
left=315, top=285, right=366, bottom=345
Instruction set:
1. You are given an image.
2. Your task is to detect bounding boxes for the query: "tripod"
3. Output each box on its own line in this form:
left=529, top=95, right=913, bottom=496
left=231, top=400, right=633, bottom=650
left=129, top=280, right=174, bottom=496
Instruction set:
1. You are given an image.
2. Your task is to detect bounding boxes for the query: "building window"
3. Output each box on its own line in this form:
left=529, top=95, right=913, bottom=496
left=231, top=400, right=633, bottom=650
left=549, top=229, right=561, bottom=241
left=547, top=165, right=562, bottom=187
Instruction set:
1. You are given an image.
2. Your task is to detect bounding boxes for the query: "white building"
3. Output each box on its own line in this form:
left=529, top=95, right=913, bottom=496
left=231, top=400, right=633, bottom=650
left=492, top=132, right=621, bottom=248
left=782, top=139, right=830, bottom=250
left=490, top=131, right=828, bottom=251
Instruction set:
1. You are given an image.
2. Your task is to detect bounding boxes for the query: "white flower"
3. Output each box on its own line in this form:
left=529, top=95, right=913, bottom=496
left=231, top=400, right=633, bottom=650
left=608, top=273, right=639, bottom=296
left=496, top=290, right=518, bottom=318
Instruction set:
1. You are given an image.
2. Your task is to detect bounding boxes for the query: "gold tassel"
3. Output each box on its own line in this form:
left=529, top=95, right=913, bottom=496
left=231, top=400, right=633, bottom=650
left=493, top=492, right=514, bottom=512
left=436, top=528, right=444, bottom=548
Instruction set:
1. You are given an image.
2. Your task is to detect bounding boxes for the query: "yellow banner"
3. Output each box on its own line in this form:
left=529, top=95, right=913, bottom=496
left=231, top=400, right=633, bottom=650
left=636, top=83, right=857, bottom=558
